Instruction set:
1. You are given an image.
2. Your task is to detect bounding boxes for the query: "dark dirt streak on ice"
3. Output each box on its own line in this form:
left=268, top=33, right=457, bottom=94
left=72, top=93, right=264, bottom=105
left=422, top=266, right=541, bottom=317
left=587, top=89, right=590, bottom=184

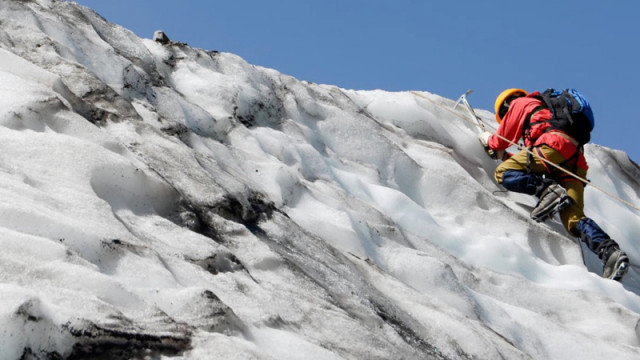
left=248, top=212, right=457, bottom=359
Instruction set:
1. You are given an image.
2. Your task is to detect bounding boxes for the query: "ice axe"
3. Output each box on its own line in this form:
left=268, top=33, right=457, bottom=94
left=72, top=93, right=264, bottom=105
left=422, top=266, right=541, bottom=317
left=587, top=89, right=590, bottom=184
left=453, top=89, right=486, bottom=133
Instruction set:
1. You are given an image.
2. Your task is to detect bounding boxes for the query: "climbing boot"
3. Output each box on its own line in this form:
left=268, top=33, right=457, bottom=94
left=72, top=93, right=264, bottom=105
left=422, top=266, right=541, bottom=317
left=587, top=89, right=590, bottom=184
left=599, top=241, right=630, bottom=281
left=531, top=183, right=570, bottom=222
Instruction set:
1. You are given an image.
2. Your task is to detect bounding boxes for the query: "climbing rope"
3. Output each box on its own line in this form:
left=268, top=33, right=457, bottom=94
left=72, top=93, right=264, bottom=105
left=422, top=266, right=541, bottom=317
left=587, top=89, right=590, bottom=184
left=410, top=90, right=640, bottom=213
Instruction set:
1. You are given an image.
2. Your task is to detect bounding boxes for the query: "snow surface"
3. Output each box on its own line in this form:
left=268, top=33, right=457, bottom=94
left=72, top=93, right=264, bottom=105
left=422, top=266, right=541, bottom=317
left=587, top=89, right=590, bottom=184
left=1, top=1, right=640, bottom=359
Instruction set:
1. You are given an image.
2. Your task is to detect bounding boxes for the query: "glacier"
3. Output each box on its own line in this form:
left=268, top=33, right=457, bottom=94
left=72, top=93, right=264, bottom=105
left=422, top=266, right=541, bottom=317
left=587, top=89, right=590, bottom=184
left=1, top=1, right=640, bottom=359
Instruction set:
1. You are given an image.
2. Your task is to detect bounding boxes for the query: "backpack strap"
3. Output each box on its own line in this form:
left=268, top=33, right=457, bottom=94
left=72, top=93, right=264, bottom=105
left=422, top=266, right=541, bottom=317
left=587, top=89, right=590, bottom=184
left=522, top=105, right=547, bottom=173
left=521, top=105, right=548, bottom=144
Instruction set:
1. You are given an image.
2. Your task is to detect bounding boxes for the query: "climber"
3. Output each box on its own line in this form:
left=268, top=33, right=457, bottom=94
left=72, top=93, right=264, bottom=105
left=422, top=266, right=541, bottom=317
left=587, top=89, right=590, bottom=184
left=478, top=88, right=629, bottom=281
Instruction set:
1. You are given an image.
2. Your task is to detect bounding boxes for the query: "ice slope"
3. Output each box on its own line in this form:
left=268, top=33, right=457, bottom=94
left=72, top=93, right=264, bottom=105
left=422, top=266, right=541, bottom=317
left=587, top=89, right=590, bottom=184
left=0, top=1, right=640, bottom=359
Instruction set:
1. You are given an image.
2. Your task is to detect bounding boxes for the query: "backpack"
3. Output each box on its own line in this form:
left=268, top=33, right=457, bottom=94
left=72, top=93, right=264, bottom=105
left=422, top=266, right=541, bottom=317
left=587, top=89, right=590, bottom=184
left=527, top=88, right=595, bottom=146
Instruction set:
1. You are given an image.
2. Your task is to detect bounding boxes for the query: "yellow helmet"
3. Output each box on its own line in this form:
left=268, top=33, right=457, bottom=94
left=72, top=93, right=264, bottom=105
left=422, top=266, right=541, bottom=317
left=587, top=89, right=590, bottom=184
left=494, top=88, right=528, bottom=123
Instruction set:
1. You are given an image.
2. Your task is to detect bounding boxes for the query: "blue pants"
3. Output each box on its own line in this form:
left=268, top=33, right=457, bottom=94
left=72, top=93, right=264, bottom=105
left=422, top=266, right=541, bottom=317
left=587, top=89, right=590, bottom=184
left=575, top=217, right=614, bottom=257
left=501, top=170, right=541, bottom=195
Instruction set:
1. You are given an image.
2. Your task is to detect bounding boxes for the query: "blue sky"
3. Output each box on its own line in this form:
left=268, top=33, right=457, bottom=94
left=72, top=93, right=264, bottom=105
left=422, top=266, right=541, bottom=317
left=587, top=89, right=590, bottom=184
left=71, top=0, right=640, bottom=163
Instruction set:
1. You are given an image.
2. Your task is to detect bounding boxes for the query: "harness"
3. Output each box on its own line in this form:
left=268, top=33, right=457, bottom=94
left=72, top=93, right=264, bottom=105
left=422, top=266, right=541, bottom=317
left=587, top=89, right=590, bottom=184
left=521, top=105, right=583, bottom=180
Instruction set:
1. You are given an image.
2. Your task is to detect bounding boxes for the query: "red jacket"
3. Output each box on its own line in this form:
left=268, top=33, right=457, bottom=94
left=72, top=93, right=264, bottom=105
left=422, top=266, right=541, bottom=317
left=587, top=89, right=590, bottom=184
left=488, top=94, right=588, bottom=170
